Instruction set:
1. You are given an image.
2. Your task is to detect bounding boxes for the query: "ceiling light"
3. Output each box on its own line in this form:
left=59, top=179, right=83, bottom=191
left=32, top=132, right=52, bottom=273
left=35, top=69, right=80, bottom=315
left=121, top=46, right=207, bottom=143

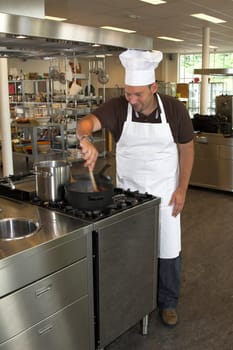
left=92, top=43, right=101, bottom=47
left=197, top=44, right=218, bottom=49
left=191, top=13, right=226, bottom=24
left=101, top=26, right=136, bottom=33
left=139, top=0, right=166, bottom=4
left=128, top=14, right=141, bottom=19
left=157, top=36, right=184, bottom=42
left=44, top=16, right=67, bottom=21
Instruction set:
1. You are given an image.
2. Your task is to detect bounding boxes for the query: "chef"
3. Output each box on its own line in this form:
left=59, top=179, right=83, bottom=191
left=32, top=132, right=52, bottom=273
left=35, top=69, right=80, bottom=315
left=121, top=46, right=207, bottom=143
left=76, top=49, right=194, bottom=327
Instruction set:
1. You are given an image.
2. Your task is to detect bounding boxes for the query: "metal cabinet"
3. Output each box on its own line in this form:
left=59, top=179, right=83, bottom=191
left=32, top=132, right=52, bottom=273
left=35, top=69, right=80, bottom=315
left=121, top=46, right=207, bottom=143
left=0, top=298, right=90, bottom=350
left=0, top=260, right=88, bottom=343
left=190, top=132, right=233, bottom=192
left=0, top=222, right=95, bottom=350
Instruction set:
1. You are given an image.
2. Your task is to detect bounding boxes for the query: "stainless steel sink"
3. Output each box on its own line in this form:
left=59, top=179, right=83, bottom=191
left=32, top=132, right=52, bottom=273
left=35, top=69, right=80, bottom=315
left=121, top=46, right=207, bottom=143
left=0, top=218, right=40, bottom=240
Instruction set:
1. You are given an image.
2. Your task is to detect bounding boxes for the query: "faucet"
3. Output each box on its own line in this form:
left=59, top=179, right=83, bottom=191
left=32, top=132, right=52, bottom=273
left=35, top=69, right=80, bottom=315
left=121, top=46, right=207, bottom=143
left=4, top=177, right=16, bottom=190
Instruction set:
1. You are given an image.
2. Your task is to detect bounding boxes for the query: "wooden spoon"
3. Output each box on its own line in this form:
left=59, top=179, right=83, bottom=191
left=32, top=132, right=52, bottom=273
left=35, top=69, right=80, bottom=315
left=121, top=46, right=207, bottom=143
left=70, top=170, right=76, bottom=183
left=88, top=167, right=99, bottom=192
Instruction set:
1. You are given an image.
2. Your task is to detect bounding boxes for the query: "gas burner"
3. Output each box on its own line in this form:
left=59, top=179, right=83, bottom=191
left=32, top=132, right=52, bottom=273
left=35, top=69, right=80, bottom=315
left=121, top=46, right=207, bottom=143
left=31, top=188, right=156, bottom=222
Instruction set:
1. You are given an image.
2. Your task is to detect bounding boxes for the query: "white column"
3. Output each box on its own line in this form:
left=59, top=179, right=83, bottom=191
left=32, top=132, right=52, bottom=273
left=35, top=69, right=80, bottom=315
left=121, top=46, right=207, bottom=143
left=0, top=58, right=14, bottom=176
left=200, top=27, right=210, bottom=115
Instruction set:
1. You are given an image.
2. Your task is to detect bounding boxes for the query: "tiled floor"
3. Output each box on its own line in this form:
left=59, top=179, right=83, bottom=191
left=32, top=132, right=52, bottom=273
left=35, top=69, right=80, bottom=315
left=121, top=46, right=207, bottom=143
left=4, top=153, right=233, bottom=350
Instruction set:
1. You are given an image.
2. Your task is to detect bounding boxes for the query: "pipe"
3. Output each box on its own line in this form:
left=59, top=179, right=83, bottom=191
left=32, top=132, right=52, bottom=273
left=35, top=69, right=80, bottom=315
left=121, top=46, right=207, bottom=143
left=0, top=58, right=14, bottom=176
left=200, top=27, right=210, bottom=115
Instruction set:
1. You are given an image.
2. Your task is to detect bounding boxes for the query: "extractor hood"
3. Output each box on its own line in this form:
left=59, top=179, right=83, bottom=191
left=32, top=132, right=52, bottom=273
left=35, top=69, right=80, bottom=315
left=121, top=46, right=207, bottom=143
left=0, top=12, right=153, bottom=59
left=194, top=68, right=233, bottom=76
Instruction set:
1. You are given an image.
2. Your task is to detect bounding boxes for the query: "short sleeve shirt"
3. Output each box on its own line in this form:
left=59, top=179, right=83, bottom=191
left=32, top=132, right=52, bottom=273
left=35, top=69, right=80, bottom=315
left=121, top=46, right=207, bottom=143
left=92, top=93, right=194, bottom=144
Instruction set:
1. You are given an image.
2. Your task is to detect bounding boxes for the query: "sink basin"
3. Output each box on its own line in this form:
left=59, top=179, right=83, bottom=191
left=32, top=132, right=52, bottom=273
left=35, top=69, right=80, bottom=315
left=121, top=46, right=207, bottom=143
left=0, top=218, right=40, bottom=240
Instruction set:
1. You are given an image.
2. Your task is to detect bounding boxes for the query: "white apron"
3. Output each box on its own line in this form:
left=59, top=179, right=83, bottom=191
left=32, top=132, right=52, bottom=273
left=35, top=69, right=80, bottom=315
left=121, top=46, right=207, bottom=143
left=116, top=94, right=181, bottom=258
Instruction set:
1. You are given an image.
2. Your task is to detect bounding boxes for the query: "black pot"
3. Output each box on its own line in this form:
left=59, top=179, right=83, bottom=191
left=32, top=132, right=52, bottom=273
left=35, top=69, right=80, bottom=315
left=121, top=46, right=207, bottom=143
left=64, top=168, right=114, bottom=210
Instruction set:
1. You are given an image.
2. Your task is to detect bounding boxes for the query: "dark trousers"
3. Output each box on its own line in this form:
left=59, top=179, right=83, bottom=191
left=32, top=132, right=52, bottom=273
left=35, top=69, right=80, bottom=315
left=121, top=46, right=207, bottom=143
left=157, top=253, right=182, bottom=310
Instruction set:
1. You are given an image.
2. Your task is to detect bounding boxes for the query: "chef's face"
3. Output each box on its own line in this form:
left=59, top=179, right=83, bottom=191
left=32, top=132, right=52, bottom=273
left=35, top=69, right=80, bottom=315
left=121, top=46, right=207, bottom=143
left=124, top=83, right=158, bottom=114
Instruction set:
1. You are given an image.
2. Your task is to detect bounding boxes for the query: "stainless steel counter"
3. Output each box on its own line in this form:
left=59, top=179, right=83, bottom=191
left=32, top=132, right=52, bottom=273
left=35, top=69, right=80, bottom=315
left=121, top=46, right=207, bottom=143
left=0, top=196, right=89, bottom=261
left=0, top=196, right=95, bottom=350
left=190, top=132, right=233, bottom=192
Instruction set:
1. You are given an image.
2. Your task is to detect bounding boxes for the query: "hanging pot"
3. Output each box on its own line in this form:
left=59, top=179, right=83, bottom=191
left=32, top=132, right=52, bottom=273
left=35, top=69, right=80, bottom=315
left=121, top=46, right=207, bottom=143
left=33, top=160, right=71, bottom=202
left=64, top=164, right=114, bottom=210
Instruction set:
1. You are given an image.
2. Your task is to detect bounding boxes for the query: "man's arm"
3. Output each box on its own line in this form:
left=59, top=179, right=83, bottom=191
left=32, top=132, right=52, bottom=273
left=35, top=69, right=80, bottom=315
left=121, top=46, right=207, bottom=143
left=169, top=140, right=194, bottom=217
left=76, top=114, right=102, bottom=170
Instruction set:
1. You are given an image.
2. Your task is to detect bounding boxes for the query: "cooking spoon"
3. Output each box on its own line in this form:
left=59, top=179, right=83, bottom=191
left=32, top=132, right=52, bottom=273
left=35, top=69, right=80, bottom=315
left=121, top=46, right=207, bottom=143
left=88, top=167, right=99, bottom=192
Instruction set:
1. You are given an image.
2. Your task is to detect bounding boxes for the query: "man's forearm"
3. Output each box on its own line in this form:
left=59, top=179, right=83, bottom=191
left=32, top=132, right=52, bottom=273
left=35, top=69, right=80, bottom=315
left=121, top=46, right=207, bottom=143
left=178, top=140, right=194, bottom=193
left=76, top=114, right=101, bottom=140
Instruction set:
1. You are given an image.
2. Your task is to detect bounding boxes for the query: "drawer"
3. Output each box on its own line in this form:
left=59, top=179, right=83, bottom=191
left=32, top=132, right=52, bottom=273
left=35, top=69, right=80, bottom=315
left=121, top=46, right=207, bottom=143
left=0, top=228, right=89, bottom=297
left=0, top=296, right=94, bottom=350
left=0, top=259, right=88, bottom=343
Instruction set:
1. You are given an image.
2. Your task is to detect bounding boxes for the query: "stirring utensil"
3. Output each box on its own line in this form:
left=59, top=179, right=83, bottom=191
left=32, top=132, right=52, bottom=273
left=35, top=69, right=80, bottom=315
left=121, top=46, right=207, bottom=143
left=88, top=167, right=99, bottom=192
left=70, top=169, right=76, bottom=183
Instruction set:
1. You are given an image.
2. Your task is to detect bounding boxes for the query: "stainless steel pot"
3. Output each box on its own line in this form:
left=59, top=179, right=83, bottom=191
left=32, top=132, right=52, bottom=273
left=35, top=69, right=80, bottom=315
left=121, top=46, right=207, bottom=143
left=33, top=160, right=71, bottom=202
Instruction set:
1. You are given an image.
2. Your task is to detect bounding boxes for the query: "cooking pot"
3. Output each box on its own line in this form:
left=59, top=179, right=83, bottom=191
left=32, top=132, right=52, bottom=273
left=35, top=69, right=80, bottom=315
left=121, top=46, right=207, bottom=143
left=64, top=165, right=114, bottom=210
left=33, top=160, right=71, bottom=202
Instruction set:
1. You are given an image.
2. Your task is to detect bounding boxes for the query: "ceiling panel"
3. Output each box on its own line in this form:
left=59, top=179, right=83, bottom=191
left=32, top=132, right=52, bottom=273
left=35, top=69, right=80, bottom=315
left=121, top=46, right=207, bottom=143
left=45, top=0, right=233, bottom=53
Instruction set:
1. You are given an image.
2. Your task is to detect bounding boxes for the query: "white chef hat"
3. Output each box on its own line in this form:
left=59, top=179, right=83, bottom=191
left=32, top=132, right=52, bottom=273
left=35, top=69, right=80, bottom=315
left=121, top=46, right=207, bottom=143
left=119, top=49, right=163, bottom=86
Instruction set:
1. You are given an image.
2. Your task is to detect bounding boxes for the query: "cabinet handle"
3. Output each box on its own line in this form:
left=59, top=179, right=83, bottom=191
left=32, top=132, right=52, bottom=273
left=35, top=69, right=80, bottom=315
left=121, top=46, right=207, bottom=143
left=196, top=136, right=208, bottom=144
left=35, top=284, right=52, bottom=297
left=38, top=324, right=53, bottom=336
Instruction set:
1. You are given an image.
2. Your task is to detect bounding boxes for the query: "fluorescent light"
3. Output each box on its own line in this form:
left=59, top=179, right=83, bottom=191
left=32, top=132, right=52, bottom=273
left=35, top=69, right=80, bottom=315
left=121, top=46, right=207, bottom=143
left=16, top=35, right=27, bottom=39
left=44, top=15, right=67, bottom=21
left=197, top=44, right=218, bottom=49
left=157, top=36, right=184, bottom=42
left=191, top=13, right=226, bottom=24
left=101, top=26, right=136, bottom=33
left=139, top=0, right=166, bottom=4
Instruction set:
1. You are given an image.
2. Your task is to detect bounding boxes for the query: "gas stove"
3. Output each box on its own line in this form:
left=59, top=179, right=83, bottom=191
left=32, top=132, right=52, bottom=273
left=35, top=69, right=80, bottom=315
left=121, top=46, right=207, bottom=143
left=30, top=186, right=161, bottom=349
left=31, top=188, right=156, bottom=222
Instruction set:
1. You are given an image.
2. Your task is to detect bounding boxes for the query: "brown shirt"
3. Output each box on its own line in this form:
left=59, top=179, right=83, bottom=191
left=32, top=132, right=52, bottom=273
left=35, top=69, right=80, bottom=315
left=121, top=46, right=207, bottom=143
left=92, top=93, right=194, bottom=144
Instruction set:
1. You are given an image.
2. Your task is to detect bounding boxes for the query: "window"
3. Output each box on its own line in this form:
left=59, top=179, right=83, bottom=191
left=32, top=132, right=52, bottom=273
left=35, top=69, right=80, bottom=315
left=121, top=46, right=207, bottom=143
left=179, top=52, right=233, bottom=115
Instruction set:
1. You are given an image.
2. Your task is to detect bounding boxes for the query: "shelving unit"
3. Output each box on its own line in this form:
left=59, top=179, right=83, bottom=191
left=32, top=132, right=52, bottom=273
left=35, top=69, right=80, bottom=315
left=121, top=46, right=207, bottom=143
left=12, top=123, right=66, bottom=163
left=9, top=69, right=107, bottom=160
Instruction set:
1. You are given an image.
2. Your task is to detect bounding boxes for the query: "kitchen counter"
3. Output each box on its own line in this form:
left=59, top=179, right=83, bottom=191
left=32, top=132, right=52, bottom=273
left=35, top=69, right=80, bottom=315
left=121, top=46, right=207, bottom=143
left=0, top=196, right=95, bottom=350
left=190, top=132, right=233, bottom=192
left=0, top=196, right=92, bottom=298
left=0, top=196, right=89, bottom=260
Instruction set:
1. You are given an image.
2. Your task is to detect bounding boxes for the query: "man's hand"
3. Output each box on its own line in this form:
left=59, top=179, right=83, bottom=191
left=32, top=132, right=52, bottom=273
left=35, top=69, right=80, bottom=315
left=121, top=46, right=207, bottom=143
left=80, top=139, right=99, bottom=171
left=169, top=188, right=187, bottom=217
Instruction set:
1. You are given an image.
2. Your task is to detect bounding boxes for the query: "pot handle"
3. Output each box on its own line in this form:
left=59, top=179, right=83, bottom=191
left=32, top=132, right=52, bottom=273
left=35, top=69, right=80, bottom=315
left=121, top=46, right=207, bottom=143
left=88, top=194, right=105, bottom=201
left=31, top=170, right=53, bottom=177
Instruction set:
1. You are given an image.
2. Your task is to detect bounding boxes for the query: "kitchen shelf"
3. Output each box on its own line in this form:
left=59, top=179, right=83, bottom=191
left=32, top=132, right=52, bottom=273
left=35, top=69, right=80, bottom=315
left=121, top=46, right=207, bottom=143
left=9, top=69, right=106, bottom=159
left=12, top=123, right=66, bottom=163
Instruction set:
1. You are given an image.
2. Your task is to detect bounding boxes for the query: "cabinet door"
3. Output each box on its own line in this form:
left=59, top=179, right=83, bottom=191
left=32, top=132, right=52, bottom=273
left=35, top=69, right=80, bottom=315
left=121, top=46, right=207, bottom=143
left=0, top=259, right=88, bottom=342
left=0, top=297, right=94, bottom=350
left=190, top=139, right=220, bottom=188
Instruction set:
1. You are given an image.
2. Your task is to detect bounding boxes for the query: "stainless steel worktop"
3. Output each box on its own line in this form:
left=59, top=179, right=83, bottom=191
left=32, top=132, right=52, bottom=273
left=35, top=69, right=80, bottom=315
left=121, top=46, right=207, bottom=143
left=0, top=196, right=89, bottom=260
left=0, top=196, right=92, bottom=298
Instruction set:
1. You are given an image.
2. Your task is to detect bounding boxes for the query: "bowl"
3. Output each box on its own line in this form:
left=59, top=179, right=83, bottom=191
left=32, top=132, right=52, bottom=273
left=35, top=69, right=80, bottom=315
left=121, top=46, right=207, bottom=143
left=23, top=145, right=32, bottom=154
left=67, top=134, right=77, bottom=146
left=38, top=143, right=51, bottom=154
left=33, top=116, right=51, bottom=126
left=13, top=144, right=24, bottom=153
